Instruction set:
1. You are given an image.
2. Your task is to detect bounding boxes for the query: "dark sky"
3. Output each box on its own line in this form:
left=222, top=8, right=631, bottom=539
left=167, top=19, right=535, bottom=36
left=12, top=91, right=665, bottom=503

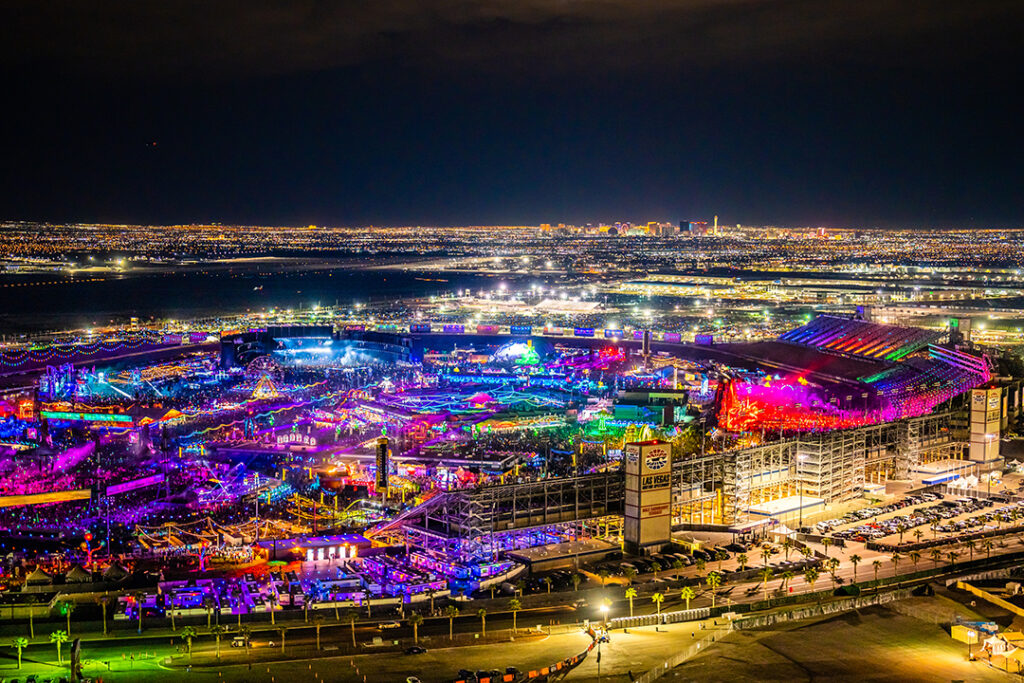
left=2, top=1, right=1022, bottom=228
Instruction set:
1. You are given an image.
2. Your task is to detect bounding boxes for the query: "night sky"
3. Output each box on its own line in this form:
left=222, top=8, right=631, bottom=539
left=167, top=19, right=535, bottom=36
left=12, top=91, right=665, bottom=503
left=2, top=1, right=1022, bottom=228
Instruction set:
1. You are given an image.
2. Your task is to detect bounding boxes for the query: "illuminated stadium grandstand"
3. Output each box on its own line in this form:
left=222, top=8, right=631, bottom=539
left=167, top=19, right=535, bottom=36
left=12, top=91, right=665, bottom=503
left=778, top=314, right=942, bottom=361
left=718, top=315, right=990, bottom=432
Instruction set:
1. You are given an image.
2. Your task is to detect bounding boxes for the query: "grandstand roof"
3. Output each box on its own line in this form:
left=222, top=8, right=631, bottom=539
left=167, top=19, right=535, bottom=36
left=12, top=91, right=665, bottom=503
left=779, top=315, right=942, bottom=361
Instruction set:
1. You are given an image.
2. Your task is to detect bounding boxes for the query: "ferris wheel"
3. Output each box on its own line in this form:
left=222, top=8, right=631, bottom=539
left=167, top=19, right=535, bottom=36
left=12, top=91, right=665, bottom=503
left=245, top=355, right=282, bottom=381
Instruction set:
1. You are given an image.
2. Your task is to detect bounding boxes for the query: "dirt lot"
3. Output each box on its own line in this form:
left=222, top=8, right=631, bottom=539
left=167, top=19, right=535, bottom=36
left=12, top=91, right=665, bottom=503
left=665, top=604, right=1011, bottom=682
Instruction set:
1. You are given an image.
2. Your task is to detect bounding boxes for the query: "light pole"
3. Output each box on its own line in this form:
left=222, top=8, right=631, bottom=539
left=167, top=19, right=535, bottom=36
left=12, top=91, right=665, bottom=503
left=596, top=602, right=610, bottom=681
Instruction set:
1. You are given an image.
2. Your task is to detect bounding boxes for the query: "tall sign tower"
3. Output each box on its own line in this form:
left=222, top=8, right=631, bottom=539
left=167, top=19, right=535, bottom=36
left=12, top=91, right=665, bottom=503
left=375, top=437, right=390, bottom=497
left=969, top=387, right=1002, bottom=464
left=624, top=440, right=672, bottom=554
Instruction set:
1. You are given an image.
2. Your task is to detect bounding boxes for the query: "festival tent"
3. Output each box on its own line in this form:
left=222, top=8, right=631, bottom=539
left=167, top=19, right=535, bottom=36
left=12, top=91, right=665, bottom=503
left=159, top=409, right=186, bottom=422
left=1003, top=647, right=1024, bottom=673
left=771, top=524, right=797, bottom=537
left=1001, top=632, right=1024, bottom=650
left=25, top=567, right=53, bottom=586
left=102, top=562, right=130, bottom=582
left=65, top=565, right=92, bottom=583
left=984, top=634, right=1005, bottom=655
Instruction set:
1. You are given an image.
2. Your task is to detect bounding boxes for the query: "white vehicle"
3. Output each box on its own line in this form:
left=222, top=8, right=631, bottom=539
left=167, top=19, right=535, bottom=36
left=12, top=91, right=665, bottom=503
left=377, top=621, right=401, bottom=630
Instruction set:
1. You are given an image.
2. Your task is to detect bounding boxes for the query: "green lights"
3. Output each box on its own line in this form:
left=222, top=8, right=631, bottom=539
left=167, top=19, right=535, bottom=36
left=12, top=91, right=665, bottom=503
left=40, top=411, right=133, bottom=423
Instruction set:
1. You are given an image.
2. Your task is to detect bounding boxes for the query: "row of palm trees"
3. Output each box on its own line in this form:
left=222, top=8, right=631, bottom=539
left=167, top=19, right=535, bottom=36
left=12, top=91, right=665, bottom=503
left=9, top=630, right=68, bottom=671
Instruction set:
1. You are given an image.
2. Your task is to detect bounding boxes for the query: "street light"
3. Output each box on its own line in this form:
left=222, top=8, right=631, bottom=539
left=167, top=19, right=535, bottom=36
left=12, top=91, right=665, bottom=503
left=597, top=604, right=609, bottom=682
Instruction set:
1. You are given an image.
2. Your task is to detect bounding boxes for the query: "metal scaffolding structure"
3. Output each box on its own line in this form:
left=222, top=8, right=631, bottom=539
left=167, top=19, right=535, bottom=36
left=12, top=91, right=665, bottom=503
left=676, top=408, right=966, bottom=526
left=391, top=472, right=624, bottom=559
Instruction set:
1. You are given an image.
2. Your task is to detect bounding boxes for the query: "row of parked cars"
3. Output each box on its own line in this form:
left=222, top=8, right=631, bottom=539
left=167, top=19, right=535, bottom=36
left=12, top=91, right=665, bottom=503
left=587, top=542, right=755, bottom=580
left=816, top=492, right=943, bottom=541
left=932, top=501, right=1024, bottom=534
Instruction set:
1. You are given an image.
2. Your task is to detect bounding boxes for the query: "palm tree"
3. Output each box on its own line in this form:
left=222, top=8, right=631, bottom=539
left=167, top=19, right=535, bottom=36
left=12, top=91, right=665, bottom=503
left=50, top=630, right=68, bottom=665
left=180, top=626, right=197, bottom=662
left=96, top=595, right=111, bottom=636
left=680, top=586, right=695, bottom=611
left=804, top=567, right=819, bottom=598
left=897, top=523, right=907, bottom=545
left=59, top=600, right=75, bottom=637
left=965, top=539, right=976, bottom=562
left=313, top=612, right=326, bottom=650
left=759, top=548, right=771, bottom=567
left=695, top=558, right=707, bottom=578
left=477, top=608, right=487, bottom=636
left=890, top=553, right=901, bottom=576
left=571, top=574, right=582, bottom=592
left=947, top=550, right=959, bottom=565
left=652, top=592, right=665, bottom=615
left=929, top=548, right=942, bottom=568
left=445, top=605, right=459, bottom=640
left=409, top=613, right=423, bottom=644
left=908, top=550, right=922, bottom=573
left=827, top=557, right=840, bottom=577
left=597, top=568, right=610, bottom=586
left=780, top=570, right=794, bottom=591
left=277, top=626, right=288, bottom=654
left=26, top=594, right=37, bottom=639
left=782, top=538, right=793, bottom=560
left=238, top=625, right=252, bottom=658
left=509, top=598, right=522, bottom=632
left=543, top=576, right=554, bottom=593
left=12, top=637, right=28, bottom=669
left=210, top=624, right=226, bottom=659
left=849, top=554, right=862, bottom=583
left=707, top=572, right=723, bottom=608
left=134, top=591, right=146, bottom=634
left=759, top=567, right=774, bottom=601
left=983, top=539, right=994, bottom=559
left=872, top=560, right=882, bottom=584
left=799, top=545, right=813, bottom=562
left=167, top=595, right=176, bottom=631
left=345, top=610, right=359, bottom=647
left=821, top=537, right=832, bottom=557
left=268, top=593, right=278, bottom=625
left=650, top=560, right=663, bottom=574
left=913, top=529, right=924, bottom=544
left=625, top=587, right=637, bottom=617
left=672, top=558, right=685, bottom=573
left=737, top=553, right=749, bottom=571
left=716, top=550, right=727, bottom=572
